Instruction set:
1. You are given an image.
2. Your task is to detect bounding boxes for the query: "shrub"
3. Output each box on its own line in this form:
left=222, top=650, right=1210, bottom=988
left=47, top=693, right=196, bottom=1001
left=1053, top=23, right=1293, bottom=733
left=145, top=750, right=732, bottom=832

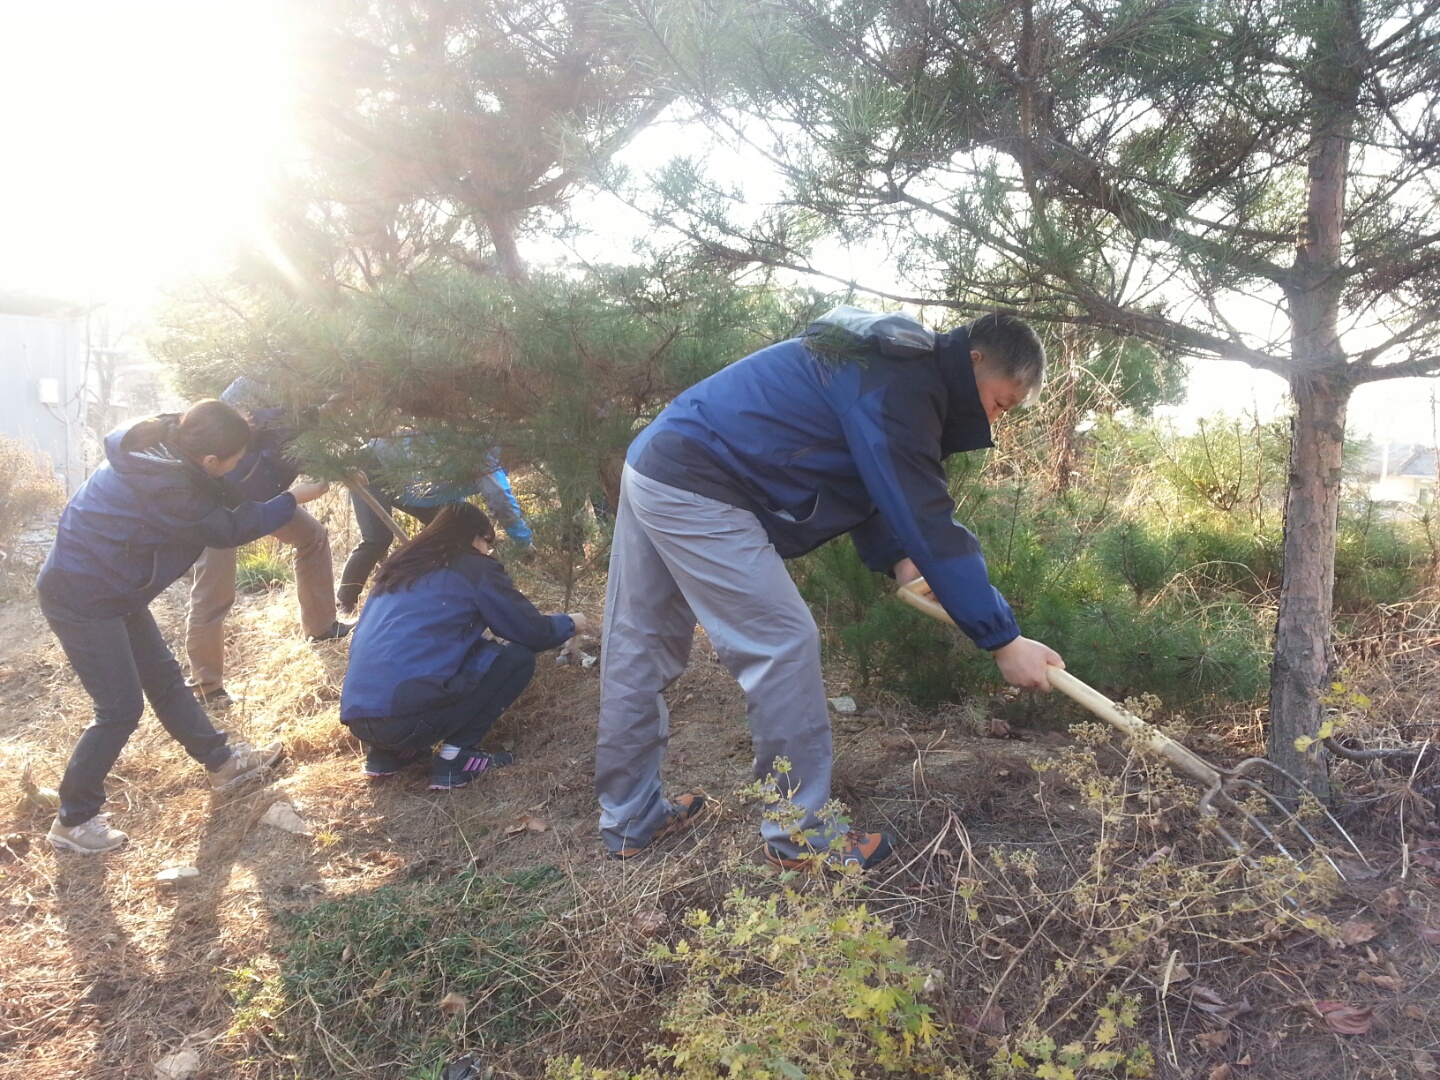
left=0, top=436, right=63, bottom=559
left=1092, top=522, right=1176, bottom=601
left=548, top=883, right=956, bottom=1080
left=797, top=412, right=1434, bottom=714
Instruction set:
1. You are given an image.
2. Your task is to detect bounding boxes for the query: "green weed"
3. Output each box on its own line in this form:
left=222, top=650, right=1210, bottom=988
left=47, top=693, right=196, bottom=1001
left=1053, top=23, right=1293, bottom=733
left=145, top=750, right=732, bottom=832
left=236, top=537, right=293, bottom=592
left=274, top=864, right=568, bottom=1074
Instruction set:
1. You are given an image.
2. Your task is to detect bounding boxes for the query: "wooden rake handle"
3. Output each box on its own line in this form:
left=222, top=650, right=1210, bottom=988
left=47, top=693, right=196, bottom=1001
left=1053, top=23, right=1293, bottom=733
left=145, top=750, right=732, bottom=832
left=343, top=473, right=410, bottom=544
left=896, top=576, right=1225, bottom=789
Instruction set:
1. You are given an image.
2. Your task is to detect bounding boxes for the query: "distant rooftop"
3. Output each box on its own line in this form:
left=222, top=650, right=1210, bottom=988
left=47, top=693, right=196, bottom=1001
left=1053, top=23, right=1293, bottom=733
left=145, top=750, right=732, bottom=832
left=1356, top=442, right=1438, bottom=479
left=0, top=290, right=87, bottom=318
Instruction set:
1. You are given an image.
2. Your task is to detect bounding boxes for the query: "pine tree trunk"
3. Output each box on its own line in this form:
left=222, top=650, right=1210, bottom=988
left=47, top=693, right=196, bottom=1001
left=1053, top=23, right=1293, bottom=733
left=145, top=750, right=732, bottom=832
left=1268, top=373, right=1348, bottom=794
left=486, top=210, right=530, bottom=284
left=1268, top=0, right=1361, bottom=795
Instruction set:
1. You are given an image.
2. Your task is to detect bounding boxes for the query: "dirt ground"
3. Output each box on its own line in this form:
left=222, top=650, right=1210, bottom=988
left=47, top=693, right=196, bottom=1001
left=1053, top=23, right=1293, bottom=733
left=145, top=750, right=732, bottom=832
left=1, top=533, right=1438, bottom=1080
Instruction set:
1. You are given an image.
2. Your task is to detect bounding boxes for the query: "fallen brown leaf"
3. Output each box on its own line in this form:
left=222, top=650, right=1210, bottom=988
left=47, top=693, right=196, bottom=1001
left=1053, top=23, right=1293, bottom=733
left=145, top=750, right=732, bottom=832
left=1338, top=920, right=1378, bottom=947
left=1334, top=857, right=1381, bottom=880
left=1159, top=958, right=1191, bottom=987
left=1191, top=986, right=1252, bottom=1026
left=1376, top=885, right=1406, bottom=911
left=504, top=814, right=550, bottom=836
left=987, top=718, right=1012, bottom=739
left=1404, top=1004, right=1428, bottom=1021
left=1413, top=1049, right=1440, bottom=1080
left=1356, top=972, right=1404, bottom=992
left=1142, top=845, right=1174, bottom=867
left=440, top=1051, right=483, bottom=1080
left=1314, top=1001, right=1375, bottom=1036
left=1193, top=1030, right=1230, bottom=1053
left=437, top=991, right=468, bottom=1018
left=1417, top=922, right=1440, bottom=947
left=631, top=908, right=666, bottom=937
left=1206, top=1065, right=1232, bottom=1080
left=958, top=1005, right=1007, bottom=1035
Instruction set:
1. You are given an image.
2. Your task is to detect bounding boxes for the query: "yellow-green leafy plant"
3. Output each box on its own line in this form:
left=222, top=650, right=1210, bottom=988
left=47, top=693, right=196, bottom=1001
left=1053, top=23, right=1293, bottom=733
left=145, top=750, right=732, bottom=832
left=548, top=884, right=956, bottom=1079
left=744, top=756, right=859, bottom=870
left=990, top=993, right=1154, bottom=1080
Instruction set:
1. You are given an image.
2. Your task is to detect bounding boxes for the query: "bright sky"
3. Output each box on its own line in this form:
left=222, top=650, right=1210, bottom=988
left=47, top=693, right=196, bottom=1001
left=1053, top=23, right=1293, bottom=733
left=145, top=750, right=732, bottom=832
left=1, top=0, right=1434, bottom=445
left=0, top=0, right=296, bottom=308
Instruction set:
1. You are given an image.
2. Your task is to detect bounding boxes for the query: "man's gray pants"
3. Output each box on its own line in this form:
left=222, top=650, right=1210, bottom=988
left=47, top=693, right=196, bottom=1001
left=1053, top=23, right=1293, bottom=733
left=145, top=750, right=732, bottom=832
left=597, top=464, right=836, bottom=857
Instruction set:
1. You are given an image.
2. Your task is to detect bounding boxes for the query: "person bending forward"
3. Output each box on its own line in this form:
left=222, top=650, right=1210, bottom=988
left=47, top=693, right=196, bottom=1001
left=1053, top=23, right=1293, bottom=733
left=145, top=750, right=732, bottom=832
left=596, top=307, right=1065, bottom=868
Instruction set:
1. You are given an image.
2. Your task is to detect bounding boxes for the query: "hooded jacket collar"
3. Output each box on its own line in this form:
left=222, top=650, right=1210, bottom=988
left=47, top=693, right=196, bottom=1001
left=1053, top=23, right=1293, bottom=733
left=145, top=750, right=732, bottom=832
left=933, top=327, right=995, bottom=457
left=103, top=419, right=216, bottom=489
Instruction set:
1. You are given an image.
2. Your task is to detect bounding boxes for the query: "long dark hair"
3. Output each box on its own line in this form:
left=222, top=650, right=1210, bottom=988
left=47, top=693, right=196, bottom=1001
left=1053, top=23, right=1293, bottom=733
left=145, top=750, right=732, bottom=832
left=371, top=503, right=498, bottom=595
left=120, top=399, right=252, bottom=462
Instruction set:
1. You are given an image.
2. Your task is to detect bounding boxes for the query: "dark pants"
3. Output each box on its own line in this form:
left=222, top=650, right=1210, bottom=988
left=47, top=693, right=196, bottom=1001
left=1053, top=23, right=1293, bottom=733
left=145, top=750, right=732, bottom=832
left=336, top=489, right=438, bottom=607
left=346, top=643, right=536, bottom=753
left=44, top=605, right=232, bottom=826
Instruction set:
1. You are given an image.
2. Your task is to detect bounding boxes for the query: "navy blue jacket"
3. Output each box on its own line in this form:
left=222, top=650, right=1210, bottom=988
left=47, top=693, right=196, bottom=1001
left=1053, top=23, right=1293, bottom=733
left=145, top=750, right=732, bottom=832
left=37, top=422, right=298, bottom=621
left=220, top=376, right=304, bottom=502
left=340, top=551, right=574, bottom=722
left=628, top=309, right=1021, bottom=650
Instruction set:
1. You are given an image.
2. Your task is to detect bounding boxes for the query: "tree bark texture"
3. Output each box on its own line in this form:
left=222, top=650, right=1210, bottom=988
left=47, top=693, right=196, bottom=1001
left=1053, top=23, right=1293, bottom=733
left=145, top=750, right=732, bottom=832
left=1269, top=374, right=1347, bottom=794
left=1268, top=0, right=1361, bottom=794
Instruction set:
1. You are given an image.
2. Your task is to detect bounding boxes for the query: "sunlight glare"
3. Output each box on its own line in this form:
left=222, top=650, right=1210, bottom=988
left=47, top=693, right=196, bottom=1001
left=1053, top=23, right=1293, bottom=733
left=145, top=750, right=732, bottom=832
left=0, top=0, right=297, bottom=304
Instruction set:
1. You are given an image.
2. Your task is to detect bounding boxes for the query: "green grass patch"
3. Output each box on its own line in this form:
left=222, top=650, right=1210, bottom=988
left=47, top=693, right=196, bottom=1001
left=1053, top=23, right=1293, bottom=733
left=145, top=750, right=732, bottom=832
left=272, top=864, right=569, bottom=1075
left=236, top=538, right=294, bottom=592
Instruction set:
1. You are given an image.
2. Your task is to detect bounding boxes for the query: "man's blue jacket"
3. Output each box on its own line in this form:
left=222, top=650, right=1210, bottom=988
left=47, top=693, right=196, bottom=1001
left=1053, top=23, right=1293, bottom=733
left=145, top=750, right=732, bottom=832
left=340, top=551, right=574, bottom=722
left=220, top=376, right=304, bottom=502
left=627, top=307, right=1021, bottom=651
left=37, top=422, right=298, bottom=621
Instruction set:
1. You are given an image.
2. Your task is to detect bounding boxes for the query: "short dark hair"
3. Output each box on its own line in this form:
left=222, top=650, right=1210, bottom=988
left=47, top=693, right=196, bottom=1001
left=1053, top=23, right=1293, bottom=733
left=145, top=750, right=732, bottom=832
left=968, top=313, right=1046, bottom=402
left=372, top=502, right=498, bottom=595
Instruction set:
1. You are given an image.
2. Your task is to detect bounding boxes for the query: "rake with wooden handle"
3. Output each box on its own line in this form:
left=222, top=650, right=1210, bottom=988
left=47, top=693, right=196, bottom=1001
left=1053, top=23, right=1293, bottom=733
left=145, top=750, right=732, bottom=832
left=343, top=473, right=410, bottom=543
left=897, top=576, right=1369, bottom=877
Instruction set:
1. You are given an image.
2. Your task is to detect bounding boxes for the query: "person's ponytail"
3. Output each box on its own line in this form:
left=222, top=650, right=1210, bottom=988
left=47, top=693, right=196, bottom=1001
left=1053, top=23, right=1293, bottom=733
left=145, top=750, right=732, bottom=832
left=119, top=415, right=181, bottom=453
left=120, top=400, right=251, bottom=462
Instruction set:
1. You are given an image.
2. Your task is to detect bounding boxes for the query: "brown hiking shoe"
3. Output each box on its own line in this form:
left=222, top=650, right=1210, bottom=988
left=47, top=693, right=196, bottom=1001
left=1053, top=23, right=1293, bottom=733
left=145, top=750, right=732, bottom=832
left=610, top=792, right=707, bottom=859
left=209, top=740, right=285, bottom=791
left=764, top=829, right=895, bottom=872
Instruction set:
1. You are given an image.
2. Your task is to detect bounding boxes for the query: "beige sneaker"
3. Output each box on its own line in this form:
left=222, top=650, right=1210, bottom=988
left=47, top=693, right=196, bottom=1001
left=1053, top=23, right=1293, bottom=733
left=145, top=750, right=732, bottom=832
left=209, top=740, right=285, bottom=791
left=48, top=814, right=128, bottom=854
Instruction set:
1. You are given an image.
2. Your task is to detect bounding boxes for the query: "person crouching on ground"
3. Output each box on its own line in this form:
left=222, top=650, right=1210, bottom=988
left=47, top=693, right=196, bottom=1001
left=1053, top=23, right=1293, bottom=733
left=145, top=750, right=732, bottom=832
left=37, top=400, right=331, bottom=854
left=596, top=307, right=1065, bottom=869
left=339, top=503, right=587, bottom=790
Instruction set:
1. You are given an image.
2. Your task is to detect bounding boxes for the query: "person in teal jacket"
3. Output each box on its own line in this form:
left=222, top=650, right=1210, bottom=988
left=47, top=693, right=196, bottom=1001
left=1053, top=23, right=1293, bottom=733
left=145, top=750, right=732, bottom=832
left=336, top=436, right=534, bottom=615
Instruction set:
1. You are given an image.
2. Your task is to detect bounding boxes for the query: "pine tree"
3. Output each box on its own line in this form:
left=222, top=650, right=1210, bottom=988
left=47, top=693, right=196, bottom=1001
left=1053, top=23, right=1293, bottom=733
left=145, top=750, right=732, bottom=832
left=627, top=0, right=1440, bottom=792
left=290, top=0, right=673, bottom=283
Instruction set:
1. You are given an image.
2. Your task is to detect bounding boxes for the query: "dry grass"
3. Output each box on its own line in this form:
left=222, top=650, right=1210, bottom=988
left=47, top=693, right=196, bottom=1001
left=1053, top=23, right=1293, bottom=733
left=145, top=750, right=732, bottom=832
left=1, top=544, right=1438, bottom=1079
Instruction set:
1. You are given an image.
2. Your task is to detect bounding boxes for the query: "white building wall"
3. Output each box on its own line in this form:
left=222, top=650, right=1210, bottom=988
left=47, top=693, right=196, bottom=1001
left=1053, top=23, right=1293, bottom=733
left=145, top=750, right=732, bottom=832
left=0, top=312, right=87, bottom=492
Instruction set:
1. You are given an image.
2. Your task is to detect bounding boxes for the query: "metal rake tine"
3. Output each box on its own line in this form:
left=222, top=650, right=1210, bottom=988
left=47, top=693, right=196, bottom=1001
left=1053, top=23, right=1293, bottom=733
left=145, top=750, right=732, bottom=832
left=1229, top=757, right=1373, bottom=869
left=1222, top=777, right=1317, bottom=869
left=894, top=576, right=1369, bottom=878
left=1195, top=779, right=1251, bottom=860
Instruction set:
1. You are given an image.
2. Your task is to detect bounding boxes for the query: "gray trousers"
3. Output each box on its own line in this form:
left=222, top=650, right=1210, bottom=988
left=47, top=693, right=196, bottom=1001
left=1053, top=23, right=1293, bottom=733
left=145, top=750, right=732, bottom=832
left=596, top=465, right=836, bottom=857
